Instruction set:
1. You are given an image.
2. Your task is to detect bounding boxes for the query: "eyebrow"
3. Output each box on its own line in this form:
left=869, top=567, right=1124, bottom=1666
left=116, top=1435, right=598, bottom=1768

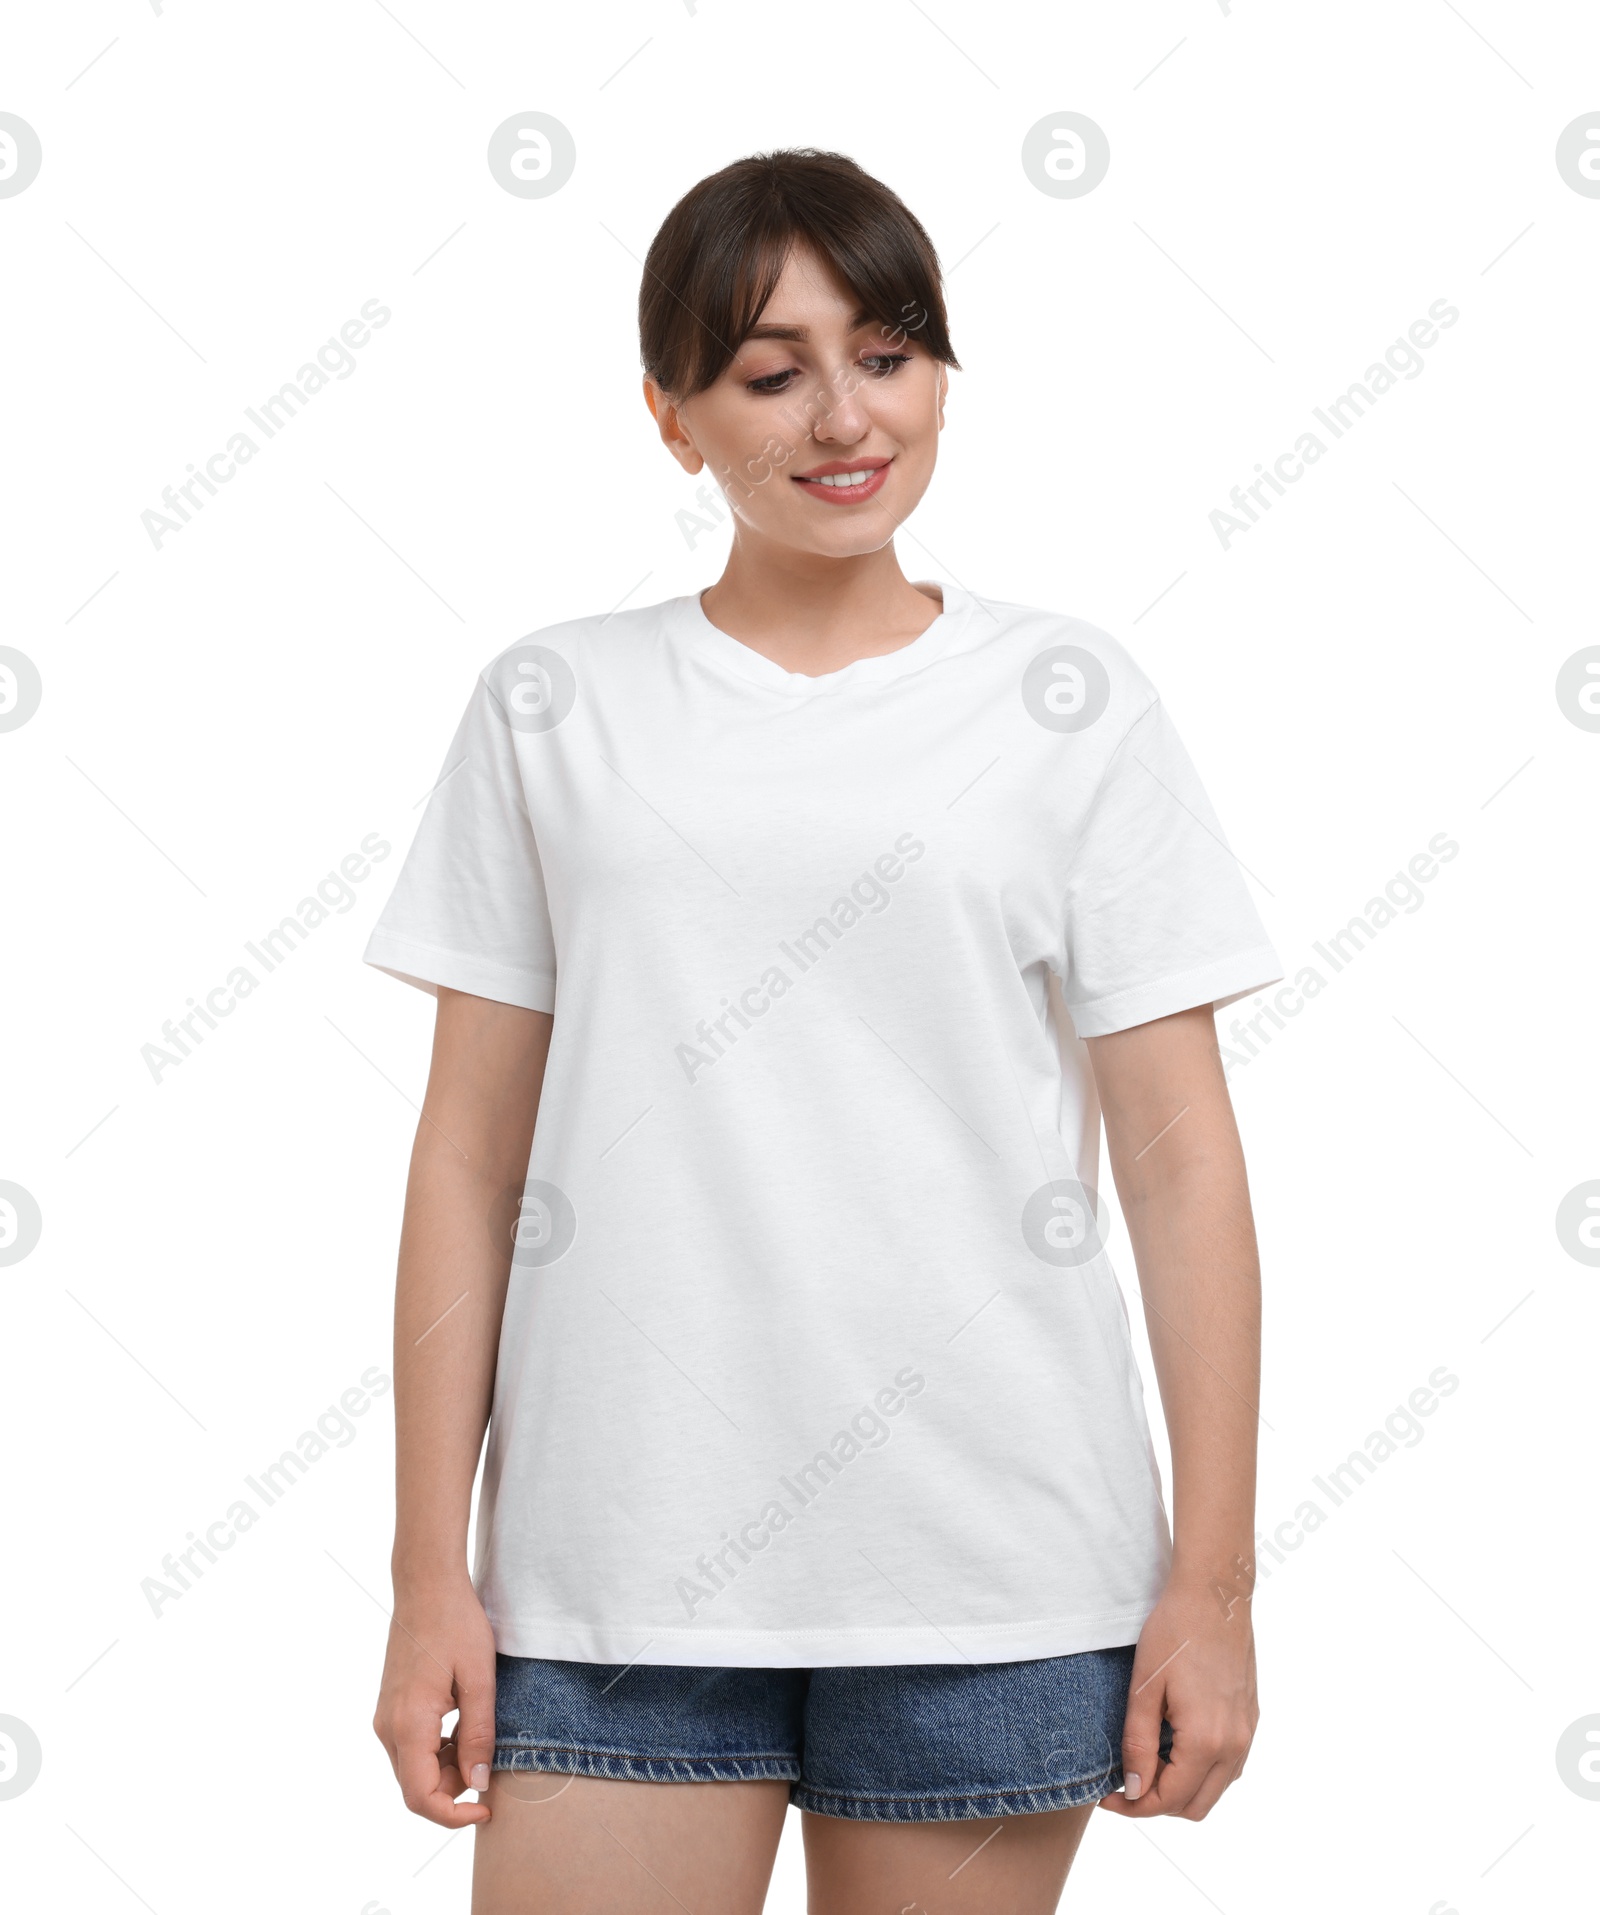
left=742, top=308, right=878, bottom=343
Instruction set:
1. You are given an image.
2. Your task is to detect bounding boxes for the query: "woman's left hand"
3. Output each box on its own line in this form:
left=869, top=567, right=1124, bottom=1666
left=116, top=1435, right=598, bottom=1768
left=1097, top=1572, right=1258, bottom=1820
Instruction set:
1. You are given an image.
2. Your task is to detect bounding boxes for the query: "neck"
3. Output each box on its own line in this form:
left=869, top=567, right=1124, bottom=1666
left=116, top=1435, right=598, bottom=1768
left=700, top=534, right=943, bottom=673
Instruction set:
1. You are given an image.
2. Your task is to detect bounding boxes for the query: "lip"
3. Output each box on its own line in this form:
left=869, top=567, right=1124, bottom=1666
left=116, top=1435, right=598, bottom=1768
left=792, top=456, right=892, bottom=504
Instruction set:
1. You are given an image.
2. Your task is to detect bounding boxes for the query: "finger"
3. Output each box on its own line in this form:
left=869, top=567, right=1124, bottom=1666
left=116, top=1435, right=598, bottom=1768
left=395, top=1719, right=490, bottom=1829
left=435, top=1735, right=467, bottom=1798
left=1174, top=1755, right=1237, bottom=1821
left=1126, top=1729, right=1226, bottom=1819
left=453, top=1669, right=498, bottom=1800
left=1100, top=1729, right=1206, bottom=1820
left=1098, top=1752, right=1175, bottom=1816
left=436, top=1735, right=490, bottom=1813
left=1100, top=1665, right=1166, bottom=1813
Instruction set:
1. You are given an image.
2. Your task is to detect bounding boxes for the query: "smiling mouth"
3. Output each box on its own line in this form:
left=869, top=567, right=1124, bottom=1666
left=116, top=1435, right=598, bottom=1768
left=792, top=460, right=892, bottom=503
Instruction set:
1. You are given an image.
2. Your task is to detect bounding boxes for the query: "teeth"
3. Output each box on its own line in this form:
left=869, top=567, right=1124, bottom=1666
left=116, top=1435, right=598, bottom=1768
left=812, top=470, right=875, bottom=487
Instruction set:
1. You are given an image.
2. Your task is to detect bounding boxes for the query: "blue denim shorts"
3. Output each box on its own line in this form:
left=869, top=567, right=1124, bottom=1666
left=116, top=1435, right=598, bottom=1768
left=494, top=1648, right=1174, bottom=1822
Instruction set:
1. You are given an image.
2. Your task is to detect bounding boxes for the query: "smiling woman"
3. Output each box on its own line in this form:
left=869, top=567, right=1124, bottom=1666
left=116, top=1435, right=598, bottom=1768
left=362, top=145, right=1279, bottom=1915
left=636, top=151, right=964, bottom=655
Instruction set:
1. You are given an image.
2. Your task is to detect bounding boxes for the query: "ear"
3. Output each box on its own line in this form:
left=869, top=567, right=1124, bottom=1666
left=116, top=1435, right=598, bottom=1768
left=644, top=375, right=705, bottom=476
left=935, top=363, right=949, bottom=432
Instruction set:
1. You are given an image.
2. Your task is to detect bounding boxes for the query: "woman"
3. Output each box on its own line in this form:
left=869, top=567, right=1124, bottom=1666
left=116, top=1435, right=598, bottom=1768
left=366, top=148, right=1278, bottom=1915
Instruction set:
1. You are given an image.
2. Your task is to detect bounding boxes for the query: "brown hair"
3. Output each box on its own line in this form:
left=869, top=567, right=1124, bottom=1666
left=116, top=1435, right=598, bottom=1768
left=639, top=149, right=959, bottom=400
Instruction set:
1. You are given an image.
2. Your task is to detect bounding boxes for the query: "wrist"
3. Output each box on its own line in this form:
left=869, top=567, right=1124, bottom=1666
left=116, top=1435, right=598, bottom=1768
left=391, top=1545, right=474, bottom=1602
left=1167, top=1545, right=1257, bottom=1610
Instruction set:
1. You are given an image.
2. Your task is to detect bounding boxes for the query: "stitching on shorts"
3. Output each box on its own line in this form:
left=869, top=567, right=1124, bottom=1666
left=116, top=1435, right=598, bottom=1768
left=791, top=1767, right=1121, bottom=1822
left=493, top=1744, right=801, bottom=1785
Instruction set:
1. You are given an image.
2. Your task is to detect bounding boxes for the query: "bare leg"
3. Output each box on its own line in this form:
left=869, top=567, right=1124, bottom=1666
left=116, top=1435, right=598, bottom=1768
left=470, top=1772, right=789, bottom=1915
left=802, top=1803, right=1096, bottom=1915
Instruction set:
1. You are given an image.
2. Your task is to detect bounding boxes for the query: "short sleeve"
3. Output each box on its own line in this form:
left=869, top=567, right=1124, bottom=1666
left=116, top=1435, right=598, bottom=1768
left=1062, top=699, right=1280, bottom=1037
left=363, top=675, right=557, bottom=1012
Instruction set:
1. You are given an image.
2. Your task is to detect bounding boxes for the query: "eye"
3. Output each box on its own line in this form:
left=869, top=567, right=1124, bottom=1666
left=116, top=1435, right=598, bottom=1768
left=861, top=352, right=913, bottom=377
left=745, top=368, right=797, bottom=394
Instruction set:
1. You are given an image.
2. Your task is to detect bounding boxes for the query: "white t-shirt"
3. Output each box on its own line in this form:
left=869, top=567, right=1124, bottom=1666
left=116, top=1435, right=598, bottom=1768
left=364, top=582, right=1280, bottom=1667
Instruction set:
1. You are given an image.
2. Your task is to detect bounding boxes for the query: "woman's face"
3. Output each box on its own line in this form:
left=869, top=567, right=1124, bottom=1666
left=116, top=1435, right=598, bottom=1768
left=646, top=244, right=947, bottom=561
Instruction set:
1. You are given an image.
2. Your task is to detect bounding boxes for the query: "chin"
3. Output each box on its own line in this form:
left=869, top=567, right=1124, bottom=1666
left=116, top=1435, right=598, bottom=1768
left=797, top=525, right=898, bottom=560
left=779, top=495, right=922, bottom=559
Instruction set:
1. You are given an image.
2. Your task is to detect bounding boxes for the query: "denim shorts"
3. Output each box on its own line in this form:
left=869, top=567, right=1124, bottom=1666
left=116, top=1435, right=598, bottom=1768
left=494, top=1647, right=1174, bottom=1822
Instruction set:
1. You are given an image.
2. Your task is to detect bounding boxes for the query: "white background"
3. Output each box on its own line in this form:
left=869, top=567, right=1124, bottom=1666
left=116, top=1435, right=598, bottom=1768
left=3, top=1, right=1596, bottom=1910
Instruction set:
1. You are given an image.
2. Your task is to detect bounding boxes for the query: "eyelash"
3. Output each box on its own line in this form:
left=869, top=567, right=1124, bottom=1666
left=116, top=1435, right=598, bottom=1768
left=745, top=353, right=913, bottom=395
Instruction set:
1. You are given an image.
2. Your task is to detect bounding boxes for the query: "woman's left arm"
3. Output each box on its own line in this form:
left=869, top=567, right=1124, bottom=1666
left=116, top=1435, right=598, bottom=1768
left=1086, top=1002, right=1261, bottom=1821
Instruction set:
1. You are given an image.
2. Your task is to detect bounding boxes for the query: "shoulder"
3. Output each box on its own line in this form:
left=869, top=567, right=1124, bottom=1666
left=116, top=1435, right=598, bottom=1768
left=960, top=590, right=1161, bottom=736
left=476, top=598, right=680, bottom=683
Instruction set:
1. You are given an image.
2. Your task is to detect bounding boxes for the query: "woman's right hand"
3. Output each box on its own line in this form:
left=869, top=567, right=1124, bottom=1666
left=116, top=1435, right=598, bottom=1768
left=372, top=1575, right=499, bottom=1828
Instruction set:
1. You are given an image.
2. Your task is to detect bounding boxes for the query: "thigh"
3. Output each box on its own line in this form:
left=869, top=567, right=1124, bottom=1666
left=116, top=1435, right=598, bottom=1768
left=801, top=1803, right=1095, bottom=1915
left=471, top=1771, right=790, bottom=1915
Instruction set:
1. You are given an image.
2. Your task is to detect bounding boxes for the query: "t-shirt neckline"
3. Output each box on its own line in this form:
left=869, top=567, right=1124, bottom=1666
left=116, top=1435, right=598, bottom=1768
left=669, top=579, right=975, bottom=696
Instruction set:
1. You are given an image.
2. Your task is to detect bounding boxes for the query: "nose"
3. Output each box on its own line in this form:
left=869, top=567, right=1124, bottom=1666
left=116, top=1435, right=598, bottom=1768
left=809, top=364, right=873, bottom=447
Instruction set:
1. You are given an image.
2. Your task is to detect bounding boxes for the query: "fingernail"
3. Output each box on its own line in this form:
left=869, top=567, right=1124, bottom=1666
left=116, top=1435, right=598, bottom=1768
left=1124, top=1772, right=1141, bottom=1800
left=471, top=1764, right=490, bottom=1791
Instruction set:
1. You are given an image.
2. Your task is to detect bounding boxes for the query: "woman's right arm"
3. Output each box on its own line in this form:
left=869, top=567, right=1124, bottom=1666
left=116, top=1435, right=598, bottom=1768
left=371, top=986, right=553, bottom=1829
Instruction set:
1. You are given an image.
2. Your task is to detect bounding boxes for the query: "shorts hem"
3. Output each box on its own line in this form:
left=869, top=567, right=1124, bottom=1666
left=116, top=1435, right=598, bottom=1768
left=792, top=1768, right=1122, bottom=1822
left=493, top=1744, right=802, bottom=1786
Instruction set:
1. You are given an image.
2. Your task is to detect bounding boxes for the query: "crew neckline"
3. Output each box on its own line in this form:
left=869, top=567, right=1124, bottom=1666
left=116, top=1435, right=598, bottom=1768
left=669, top=580, right=975, bottom=696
